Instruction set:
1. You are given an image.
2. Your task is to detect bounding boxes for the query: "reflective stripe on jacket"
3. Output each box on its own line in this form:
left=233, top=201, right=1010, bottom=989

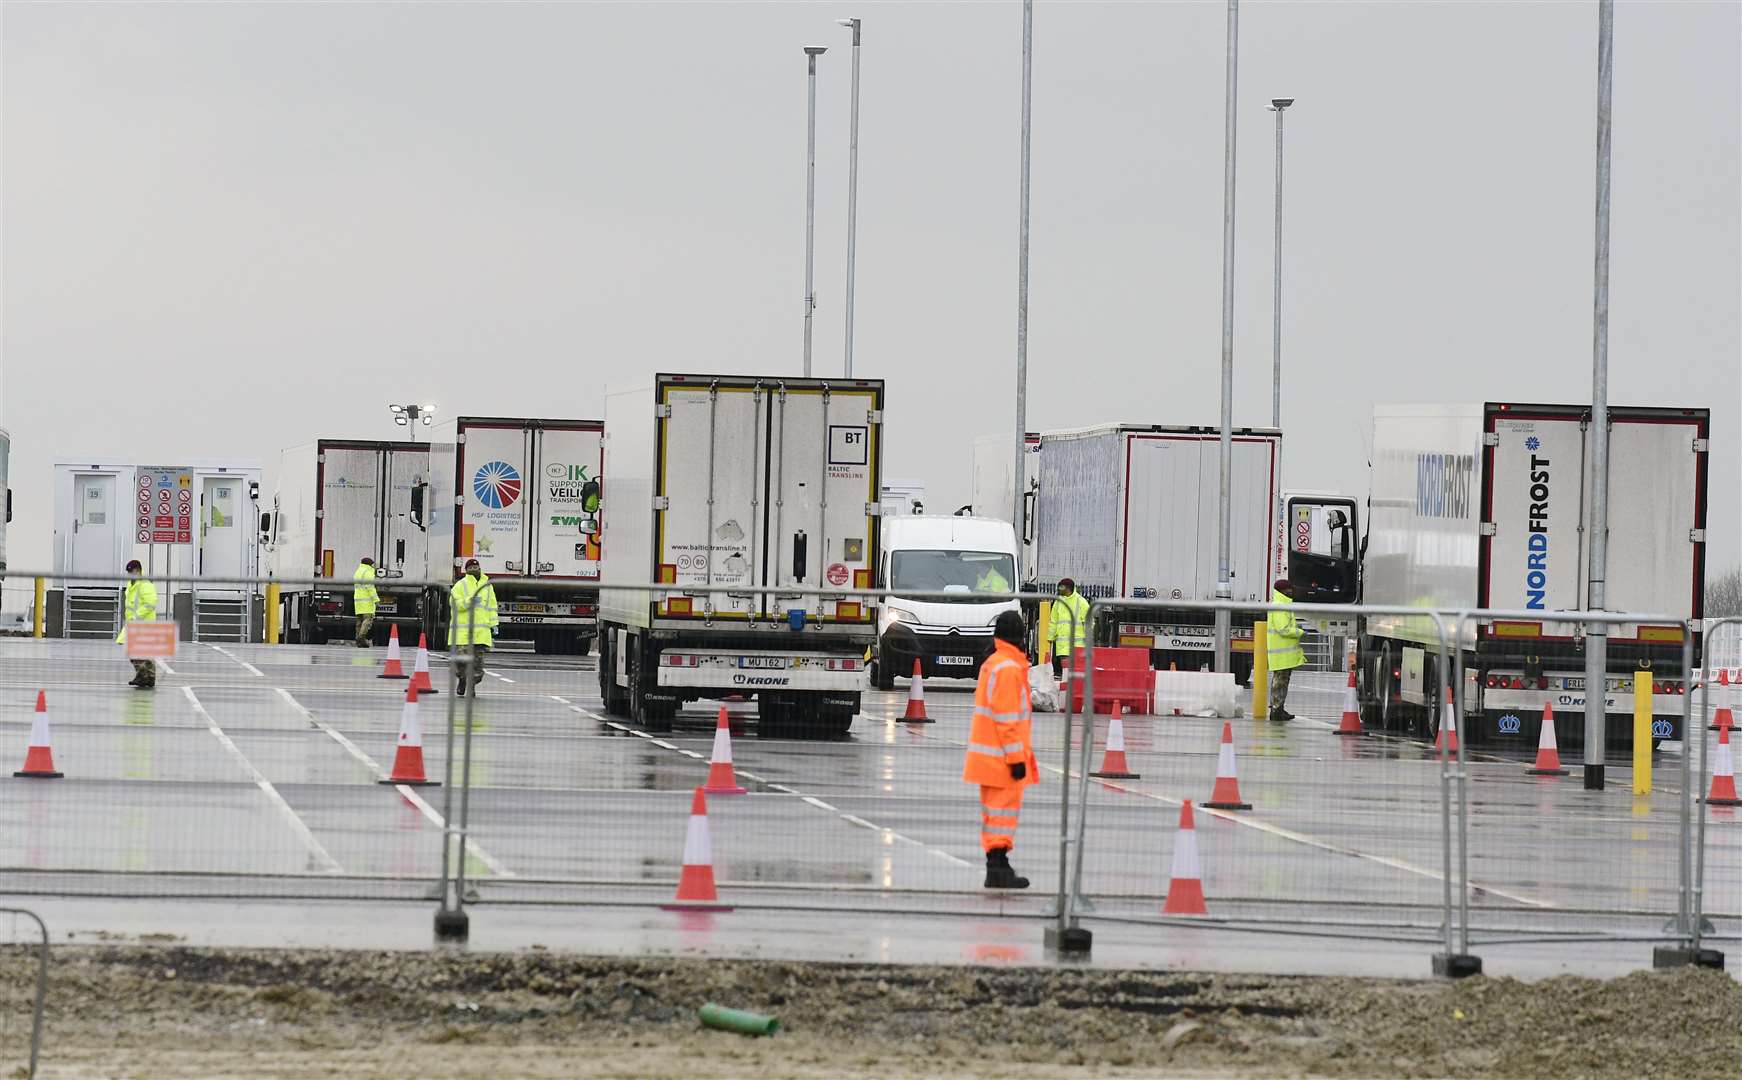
left=962, top=639, right=1039, bottom=788
left=1267, top=589, right=1306, bottom=671
left=353, top=562, right=380, bottom=615
left=117, top=578, right=158, bottom=644
left=449, top=573, right=499, bottom=646
left=1048, top=591, right=1089, bottom=653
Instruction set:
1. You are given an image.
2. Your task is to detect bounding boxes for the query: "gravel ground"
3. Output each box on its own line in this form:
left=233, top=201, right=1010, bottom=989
left=2, top=945, right=1737, bottom=1078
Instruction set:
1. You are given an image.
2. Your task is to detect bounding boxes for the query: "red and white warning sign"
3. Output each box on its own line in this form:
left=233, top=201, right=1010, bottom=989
left=825, top=562, right=850, bottom=587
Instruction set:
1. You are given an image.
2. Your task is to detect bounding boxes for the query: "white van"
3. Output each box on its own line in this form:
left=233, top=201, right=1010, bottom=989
left=872, top=515, right=1020, bottom=689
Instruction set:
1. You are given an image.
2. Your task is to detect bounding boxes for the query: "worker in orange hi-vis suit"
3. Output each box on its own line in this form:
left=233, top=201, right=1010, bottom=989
left=963, top=610, right=1039, bottom=889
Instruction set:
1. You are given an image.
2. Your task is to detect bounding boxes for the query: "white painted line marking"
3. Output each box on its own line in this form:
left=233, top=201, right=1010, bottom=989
left=570, top=705, right=975, bottom=869
left=274, top=687, right=514, bottom=878
left=208, top=644, right=264, bottom=676
left=155, top=658, right=176, bottom=676
left=904, top=722, right=1548, bottom=907
left=485, top=670, right=515, bottom=683
left=184, top=688, right=342, bottom=874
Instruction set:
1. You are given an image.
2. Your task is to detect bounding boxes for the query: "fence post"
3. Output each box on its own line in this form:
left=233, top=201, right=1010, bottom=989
left=1632, top=669, right=1651, bottom=796
left=1046, top=599, right=1091, bottom=953
left=1655, top=620, right=1725, bottom=969
left=434, top=596, right=470, bottom=939
left=1251, top=621, right=1269, bottom=718
left=1, top=906, right=48, bottom=1079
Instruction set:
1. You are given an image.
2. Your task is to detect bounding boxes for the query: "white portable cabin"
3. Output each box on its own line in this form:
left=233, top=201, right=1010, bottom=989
left=52, top=460, right=264, bottom=640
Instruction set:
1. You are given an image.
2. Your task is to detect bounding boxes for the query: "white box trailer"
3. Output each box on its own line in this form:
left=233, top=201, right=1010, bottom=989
left=424, top=417, right=603, bottom=654
left=1034, top=424, right=1287, bottom=677
left=263, top=440, right=431, bottom=644
left=52, top=460, right=263, bottom=640
left=599, top=374, right=884, bottom=737
left=1354, top=402, right=1710, bottom=747
left=971, top=432, right=1040, bottom=584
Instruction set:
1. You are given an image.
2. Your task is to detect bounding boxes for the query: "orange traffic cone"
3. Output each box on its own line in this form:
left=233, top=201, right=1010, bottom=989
left=1335, top=667, right=1363, bottom=736
left=1090, top=703, right=1139, bottom=779
left=380, top=684, right=439, bottom=786
left=1203, top=721, right=1252, bottom=810
left=902, top=659, right=931, bottom=723
left=14, top=691, right=62, bottom=779
left=664, top=787, right=732, bottom=911
left=1707, top=727, right=1742, bottom=806
left=1162, top=800, right=1208, bottom=915
left=408, top=633, right=440, bottom=695
left=1709, top=669, right=1734, bottom=732
left=377, top=624, right=408, bottom=680
left=1436, top=687, right=1459, bottom=754
left=1527, top=701, right=1568, bottom=776
left=704, top=706, right=747, bottom=795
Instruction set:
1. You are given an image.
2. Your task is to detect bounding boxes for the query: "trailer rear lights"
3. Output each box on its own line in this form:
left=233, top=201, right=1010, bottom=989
left=824, top=658, right=862, bottom=672
left=317, top=601, right=342, bottom=615
left=661, top=654, right=693, bottom=667
left=569, top=604, right=596, bottom=616
left=1538, top=676, right=1550, bottom=690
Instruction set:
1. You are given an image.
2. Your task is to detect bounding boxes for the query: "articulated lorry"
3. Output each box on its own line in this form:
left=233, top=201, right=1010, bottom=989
left=264, top=440, right=430, bottom=644
left=422, top=417, right=604, bottom=655
left=599, top=374, right=883, bottom=737
left=1345, top=402, right=1710, bottom=747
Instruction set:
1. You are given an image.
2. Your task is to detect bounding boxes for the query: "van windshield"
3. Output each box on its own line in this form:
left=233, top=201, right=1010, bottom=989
left=889, top=550, right=1016, bottom=601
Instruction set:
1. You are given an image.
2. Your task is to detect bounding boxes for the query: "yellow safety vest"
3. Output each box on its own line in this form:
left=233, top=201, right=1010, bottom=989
left=1267, top=590, right=1306, bottom=671
left=450, top=574, right=499, bottom=647
left=1049, top=591, right=1090, bottom=652
left=353, top=562, right=380, bottom=615
left=117, top=578, right=158, bottom=644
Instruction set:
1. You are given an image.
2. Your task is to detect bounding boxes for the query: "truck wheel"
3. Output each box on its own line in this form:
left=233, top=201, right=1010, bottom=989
left=575, top=635, right=593, bottom=658
left=599, top=632, right=628, bottom=715
left=298, top=600, right=325, bottom=646
left=757, top=694, right=795, bottom=739
left=872, top=658, right=896, bottom=692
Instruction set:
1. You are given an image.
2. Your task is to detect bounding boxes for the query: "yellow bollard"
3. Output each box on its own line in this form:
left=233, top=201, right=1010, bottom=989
left=1633, top=670, right=1652, bottom=795
left=265, top=583, right=281, bottom=645
left=33, top=576, right=45, bottom=638
left=1037, top=600, right=1052, bottom=664
left=1252, top=621, right=1269, bottom=719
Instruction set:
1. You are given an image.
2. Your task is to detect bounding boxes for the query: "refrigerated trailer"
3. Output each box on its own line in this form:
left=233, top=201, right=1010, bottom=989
left=598, top=375, right=883, bottom=737
left=1032, top=424, right=1305, bottom=680
left=970, top=432, right=1040, bottom=585
left=263, top=440, right=430, bottom=644
left=423, top=417, right=603, bottom=655
left=1346, top=403, right=1710, bottom=747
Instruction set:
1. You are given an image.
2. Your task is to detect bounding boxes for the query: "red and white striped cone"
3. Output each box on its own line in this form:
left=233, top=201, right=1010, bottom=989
left=664, top=787, right=732, bottom=911
left=1527, top=700, right=1568, bottom=776
left=902, top=659, right=932, bottom=723
left=1090, top=704, right=1139, bottom=779
left=1706, top=727, right=1742, bottom=807
left=14, top=691, right=62, bottom=779
left=408, top=633, right=440, bottom=695
left=1162, top=800, right=1208, bottom=915
left=1436, top=687, right=1459, bottom=754
left=703, top=706, right=747, bottom=795
left=1203, top=721, right=1252, bottom=810
left=1709, top=669, right=1734, bottom=732
left=377, top=624, right=408, bottom=680
left=1335, top=667, right=1363, bottom=736
left=380, top=684, right=439, bottom=786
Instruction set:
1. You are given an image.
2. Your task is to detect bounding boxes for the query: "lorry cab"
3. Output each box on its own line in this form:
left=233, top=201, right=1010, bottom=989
left=873, top=515, right=1019, bottom=689
left=1281, top=490, right=1361, bottom=606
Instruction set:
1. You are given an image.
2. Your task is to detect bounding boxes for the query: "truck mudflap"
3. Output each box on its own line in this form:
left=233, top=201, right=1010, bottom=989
left=658, top=649, right=870, bottom=692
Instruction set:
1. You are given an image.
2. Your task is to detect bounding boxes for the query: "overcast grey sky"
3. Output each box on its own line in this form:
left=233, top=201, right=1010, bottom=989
left=2, top=1, right=1737, bottom=594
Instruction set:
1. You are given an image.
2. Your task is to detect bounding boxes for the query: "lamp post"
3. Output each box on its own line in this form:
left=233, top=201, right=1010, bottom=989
left=389, top=404, right=436, bottom=442
left=802, top=46, right=827, bottom=378
left=1012, top=0, right=1033, bottom=550
left=1213, top=0, right=1239, bottom=674
left=1583, top=0, right=1615, bottom=789
left=1268, top=98, right=1293, bottom=431
left=836, top=18, right=861, bottom=378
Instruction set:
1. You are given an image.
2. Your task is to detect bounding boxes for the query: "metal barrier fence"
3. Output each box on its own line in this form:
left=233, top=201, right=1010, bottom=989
left=1, top=906, right=48, bottom=1079
left=0, top=571, right=1726, bottom=975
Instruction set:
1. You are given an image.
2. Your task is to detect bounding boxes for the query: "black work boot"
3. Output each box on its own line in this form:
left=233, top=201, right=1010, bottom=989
left=984, top=848, right=1030, bottom=890
left=1269, top=707, right=1294, bottom=722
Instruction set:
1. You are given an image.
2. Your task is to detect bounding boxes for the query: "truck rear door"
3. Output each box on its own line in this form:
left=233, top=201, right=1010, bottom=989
left=456, top=422, right=531, bottom=577
left=530, top=425, right=604, bottom=580
left=382, top=448, right=427, bottom=579
left=1487, top=414, right=1587, bottom=615
left=317, top=447, right=386, bottom=578
left=765, top=383, right=878, bottom=619
left=1126, top=433, right=1204, bottom=599
left=659, top=383, right=767, bottom=617
left=1603, top=416, right=1703, bottom=621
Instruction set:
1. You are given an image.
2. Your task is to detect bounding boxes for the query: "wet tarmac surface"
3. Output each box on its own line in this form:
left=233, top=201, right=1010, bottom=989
left=2, top=638, right=1737, bottom=979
